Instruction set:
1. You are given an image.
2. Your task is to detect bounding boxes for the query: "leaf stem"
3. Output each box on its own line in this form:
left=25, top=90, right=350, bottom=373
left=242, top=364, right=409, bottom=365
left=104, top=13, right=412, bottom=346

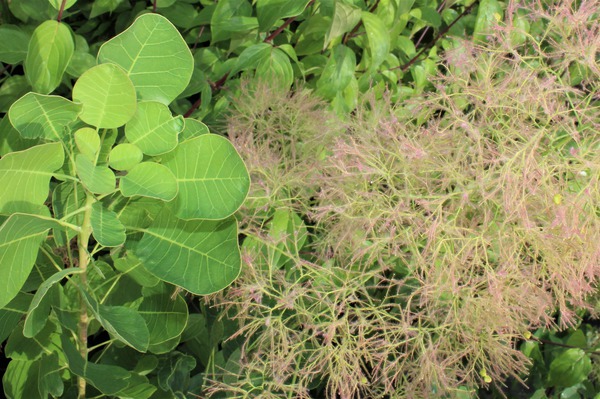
left=76, top=194, right=94, bottom=399
left=57, top=0, right=68, bottom=22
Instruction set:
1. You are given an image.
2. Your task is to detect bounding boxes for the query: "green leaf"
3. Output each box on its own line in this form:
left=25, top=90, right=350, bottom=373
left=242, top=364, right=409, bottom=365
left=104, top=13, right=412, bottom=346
left=91, top=202, right=126, bottom=247
left=0, top=76, right=30, bottom=113
left=134, top=208, right=242, bottom=295
left=361, top=11, right=390, bottom=72
left=72, top=63, right=137, bottom=129
left=51, top=181, right=85, bottom=246
left=114, top=254, right=160, bottom=288
left=0, top=142, right=64, bottom=215
left=179, top=118, right=209, bottom=142
left=61, top=335, right=132, bottom=395
left=76, top=154, right=116, bottom=194
left=98, top=13, right=194, bottom=105
left=548, top=348, right=592, bottom=387
left=0, top=214, right=60, bottom=309
left=256, top=47, right=294, bottom=88
left=0, top=25, right=30, bottom=64
left=79, top=289, right=150, bottom=352
left=324, top=1, right=362, bottom=49
left=109, top=143, right=143, bottom=171
left=232, top=43, right=272, bottom=75
left=473, top=0, right=503, bottom=42
left=162, top=134, right=250, bottom=220
left=25, top=20, right=74, bottom=94
left=90, top=0, right=125, bottom=18
left=0, top=293, right=31, bottom=343
left=139, top=284, right=188, bottom=354
left=74, top=127, right=100, bottom=159
left=256, top=0, right=311, bottom=32
left=124, top=101, right=183, bottom=156
left=120, top=162, right=178, bottom=202
left=316, top=44, right=356, bottom=99
left=8, top=92, right=82, bottom=141
left=23, top=268, right=83, bottom=338
left=267, top=209, right=307, bottom=269
left=210, top=0, right=258, bottom=43
left=48, top=0, right=77, bottom=10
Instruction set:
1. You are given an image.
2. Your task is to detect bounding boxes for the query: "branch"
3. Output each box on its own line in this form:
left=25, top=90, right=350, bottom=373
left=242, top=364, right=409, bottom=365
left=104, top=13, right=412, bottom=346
left=57, top=0, right=68, bottom=22
left=395, top=1, right=478, bottom=73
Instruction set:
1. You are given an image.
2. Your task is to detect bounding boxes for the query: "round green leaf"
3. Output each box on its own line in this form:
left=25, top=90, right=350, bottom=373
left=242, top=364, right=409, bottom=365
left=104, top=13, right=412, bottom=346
left=76, top=154, right=116, bottom=194
left=91, top=202, right=126, bottom=247
left=124, top=102, right=183, bottom=156
left=179, top=118, right=209, bottom=142
left=134, top=208, right=241, bottom=295
left=109, top=143, right=143, bottom=171
left=139, top=285, right=188, bottom=354
left=162, top=134, right=250, bottom=220
left=8, top=93, right=82, bottom=140
left=98, top=13, right=194, bottom=105
left=120, top=162, right=178, bottom=201
left=74, top=127, right=100, bottom=160
left=72, top=63, right=137, bottom=129
left=25, top=20, right=74, bottom=94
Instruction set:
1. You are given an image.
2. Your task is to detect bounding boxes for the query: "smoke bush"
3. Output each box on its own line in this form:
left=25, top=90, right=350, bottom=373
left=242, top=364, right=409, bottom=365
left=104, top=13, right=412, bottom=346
left=208, top=1, right=600, bottom=397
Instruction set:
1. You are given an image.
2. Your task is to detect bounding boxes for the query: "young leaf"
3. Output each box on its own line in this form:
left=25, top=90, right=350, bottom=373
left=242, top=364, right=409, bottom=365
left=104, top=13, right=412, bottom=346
left=0, top=142, right=64, bottom=214
left=25, top=20, right=74, bottom=94
left=134, top=208, right=242, bottom=295
left=90, top=202, right=126, bottom=247
left=162, top=134, right=250, bottom=220
left=98, top=14, right=194, bottom=105
left=210, top=0, right=259, bottom=43
left=74, top=127, right=100, bottom=159
left=0, top=215, right=61, bottom=309
left=119, top=162, right=178, bottom=202
left=72, top=63, right=137, bottom=129
left=316, top=44, right=356, bottom=99
left=75, top=154, right=116, bottom=194
left=124, top=101, right=183, bottom=156
left=8, top=93, right=82, bottom=141
left=109, top=143, right=144, bottom=171
left=548, top=348, right=592, bottom=387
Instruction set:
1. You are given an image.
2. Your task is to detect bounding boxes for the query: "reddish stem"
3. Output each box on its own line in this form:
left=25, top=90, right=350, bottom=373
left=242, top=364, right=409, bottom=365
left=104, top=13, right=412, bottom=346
left=57, top=0, right=68, bottom=22
left=153, top=0, right=157, bottom=13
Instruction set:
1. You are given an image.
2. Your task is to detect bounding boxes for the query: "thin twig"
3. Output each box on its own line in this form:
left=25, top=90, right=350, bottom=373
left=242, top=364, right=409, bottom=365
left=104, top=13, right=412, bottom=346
left=57, top=0, right=68, bottom=22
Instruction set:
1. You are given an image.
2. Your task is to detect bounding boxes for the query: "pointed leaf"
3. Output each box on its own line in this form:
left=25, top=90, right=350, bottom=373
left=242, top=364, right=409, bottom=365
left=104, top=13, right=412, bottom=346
left=134, top=208, right=241, bottom=295
left=0, top=143, right=64, bottom=214
left=114, top=254, right=160, bottom=288
left=139, top=284, right=188, bottom=354
left=548, top=348, right=592, bottom=387
left=324, top=2, right=362, bottom=49
left=361, top=11, right=390, bottom=72
left=109, top=143, right=143, bottom=171
left=0, top=76, right=30, bottom=113
left=25, top=20, right=74, bottom=94
left=98, top=13, right=194, bottom=105
left=125, top=101, right=183, bottom=156
left=256, top=0, right=311, bottom=31
left=8, top=93, right=81, bottom=140
left=72, top=63, right=137, bottom=128
left=0, top=293, right=32, bottom=343
left=23, top=268, right=83, bottom=338
left=0, top=215, right=60, bottom=309
left=76, top=154, right=116, bottom=194
left=91, top=202, right=126, bottom=247
left=162, top=135, right=250, bottom=220
left=120, top=162, right=178, bottom=201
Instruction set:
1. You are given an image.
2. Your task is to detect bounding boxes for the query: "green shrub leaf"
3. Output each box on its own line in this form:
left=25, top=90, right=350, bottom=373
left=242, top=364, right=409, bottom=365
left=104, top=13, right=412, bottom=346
left=124, top=101, right=183, bottom=156
left=548, top=348, right=592, bottom=387
left=0, top=25, right=30, bottom=64
left=120, top=162, right=178, bottom=202
left=72, top=63, right=137, bottom=129
left=25, top=20, right=74, bottom=94
left=75, top=154, right=116, bottom=194
left=134, top=208, right=241, bottom=295
left=90, top=202, right=126, bottom=247
left=361, top=11, right=390, bottom=72
left=8, top=93, right=81, bottom=141
left=162, top=134, right=250, bottom=220
left=98, top=14, right=194, bottom=105
left=109, top=143, right=143, bottom=171
left=256, top=0, right=311, bottom=32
